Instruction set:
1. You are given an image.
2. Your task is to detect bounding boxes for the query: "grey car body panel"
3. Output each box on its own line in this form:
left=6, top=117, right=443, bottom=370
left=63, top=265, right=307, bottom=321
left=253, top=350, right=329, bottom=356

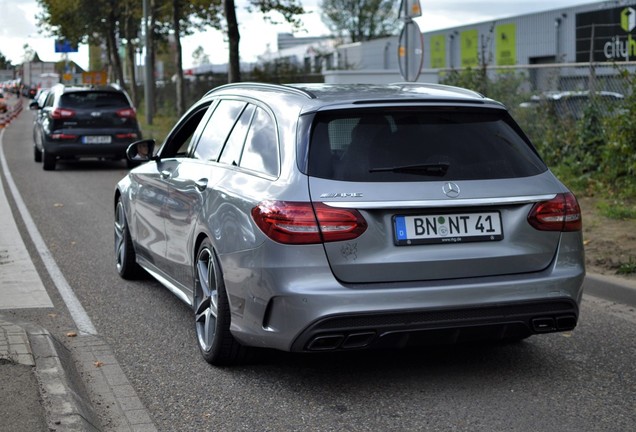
left=115, top=83, right=585, bottom=355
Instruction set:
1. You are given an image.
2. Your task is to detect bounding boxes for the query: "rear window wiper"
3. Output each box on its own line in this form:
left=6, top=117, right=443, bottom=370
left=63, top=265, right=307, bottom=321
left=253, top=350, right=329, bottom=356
left=369, top=163, right=450, bottom=176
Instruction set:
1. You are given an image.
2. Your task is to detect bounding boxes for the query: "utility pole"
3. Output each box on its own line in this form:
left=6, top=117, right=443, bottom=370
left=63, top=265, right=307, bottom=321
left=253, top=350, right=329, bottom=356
left=143, top=0, right=154, bottom=125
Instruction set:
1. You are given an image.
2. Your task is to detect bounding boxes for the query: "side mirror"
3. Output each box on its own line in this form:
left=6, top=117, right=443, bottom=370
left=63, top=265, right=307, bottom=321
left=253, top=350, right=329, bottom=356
left=29, top=101, right=40, bottom=110
left=126, top=139, right=156, bottom=162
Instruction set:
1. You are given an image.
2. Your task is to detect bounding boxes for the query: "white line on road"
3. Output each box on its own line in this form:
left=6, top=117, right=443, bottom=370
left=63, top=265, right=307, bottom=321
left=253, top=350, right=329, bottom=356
left=0, top=127, right=97, bottom=335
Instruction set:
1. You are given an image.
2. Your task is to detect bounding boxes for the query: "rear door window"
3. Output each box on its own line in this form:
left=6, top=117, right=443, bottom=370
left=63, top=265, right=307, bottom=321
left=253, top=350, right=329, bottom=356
left=194, top=100, right=246, bottom=162
left=308, top=108, right=547, bottom=182
left=239, top=107, right=279, bottom=177
left=218, top=104, right=255, bottom=166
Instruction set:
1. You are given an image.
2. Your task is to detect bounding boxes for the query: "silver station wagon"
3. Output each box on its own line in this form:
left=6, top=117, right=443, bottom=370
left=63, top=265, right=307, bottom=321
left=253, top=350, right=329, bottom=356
left=114, top=83, right=585, bottom=365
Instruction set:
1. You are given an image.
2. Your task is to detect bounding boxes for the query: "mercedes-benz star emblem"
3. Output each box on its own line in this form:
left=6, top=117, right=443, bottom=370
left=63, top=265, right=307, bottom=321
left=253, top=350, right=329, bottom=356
left=442, top=182, right=460, bottom=198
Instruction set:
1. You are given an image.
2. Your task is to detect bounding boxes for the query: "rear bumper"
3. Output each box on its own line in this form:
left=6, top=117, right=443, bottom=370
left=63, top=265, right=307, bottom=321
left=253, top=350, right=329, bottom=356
left=228, top=261, right=584, bottom=352
left=224, top=231, right=585, bottom=352
left=43, top=140, right=132, bottom=159
left=291, top=298, right=578, bottom=351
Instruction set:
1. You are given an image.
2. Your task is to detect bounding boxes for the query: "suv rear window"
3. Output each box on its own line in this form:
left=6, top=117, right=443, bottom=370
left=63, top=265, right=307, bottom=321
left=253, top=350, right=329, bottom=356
left=60, top=91, right=130, bottom=109
left=307, top=108, right=547, bottom=182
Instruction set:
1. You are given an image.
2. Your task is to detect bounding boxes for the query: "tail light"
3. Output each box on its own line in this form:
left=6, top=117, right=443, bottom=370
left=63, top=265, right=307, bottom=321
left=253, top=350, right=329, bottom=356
left=50, top=133, right=78, bottom=140
left=116, top=108, right=136, bottom=119
left=251, top=201, right=367, bottom=244
left=528, top=192, right=582, bottom=232
left=51, top=108, right=76, bottom=119
left=115, top=133, right=139, bottom=139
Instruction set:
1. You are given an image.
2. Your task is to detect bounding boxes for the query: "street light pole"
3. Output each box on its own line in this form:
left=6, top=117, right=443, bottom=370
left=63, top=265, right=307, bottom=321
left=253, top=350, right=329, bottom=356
left=143, top=0, right=154, bottom=125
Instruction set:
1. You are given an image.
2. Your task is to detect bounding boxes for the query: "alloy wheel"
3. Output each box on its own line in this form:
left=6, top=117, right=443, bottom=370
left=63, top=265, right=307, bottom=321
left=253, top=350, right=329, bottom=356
left=194, top=246, right=219, bottom=353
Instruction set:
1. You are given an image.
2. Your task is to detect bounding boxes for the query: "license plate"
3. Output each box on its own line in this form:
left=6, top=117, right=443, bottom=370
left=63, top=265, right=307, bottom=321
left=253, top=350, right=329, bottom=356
left=394, top=212, right=503, bottom=245
left=82, top=136, right=112, bottom=144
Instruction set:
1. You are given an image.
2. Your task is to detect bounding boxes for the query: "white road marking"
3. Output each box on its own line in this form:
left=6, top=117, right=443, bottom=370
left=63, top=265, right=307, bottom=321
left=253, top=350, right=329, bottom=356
left=0, top=127, right=97, bottom=335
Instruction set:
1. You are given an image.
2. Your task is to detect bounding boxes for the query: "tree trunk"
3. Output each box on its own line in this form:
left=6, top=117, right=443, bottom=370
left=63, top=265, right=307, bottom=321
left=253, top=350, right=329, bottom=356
left=108, top=13, right=126, bottom=89
left=150, top=0, right=158, bottom=113
left=173, top=0, right=185, bottom=116
left=126, top=41, right=138, bottom=106
left=124, top=8, right=139, bottom=107
left=224, top=0, right=241, bottom=83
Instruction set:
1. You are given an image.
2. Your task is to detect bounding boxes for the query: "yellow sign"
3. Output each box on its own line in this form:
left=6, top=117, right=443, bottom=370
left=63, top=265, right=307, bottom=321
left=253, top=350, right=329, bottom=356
left=82, top=71, right=107, bottom=85
left=460, top=30, right=479, bottom=68
left=496, top=24, right=517, bottom=66
left=430, top=35, right=446, bottom=69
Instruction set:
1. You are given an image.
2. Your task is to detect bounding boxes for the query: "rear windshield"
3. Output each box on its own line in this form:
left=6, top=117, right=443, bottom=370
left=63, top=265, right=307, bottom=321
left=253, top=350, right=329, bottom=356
left=60, top=91, right=130, bottom=109
left=307, top=108, right=547, bottom=182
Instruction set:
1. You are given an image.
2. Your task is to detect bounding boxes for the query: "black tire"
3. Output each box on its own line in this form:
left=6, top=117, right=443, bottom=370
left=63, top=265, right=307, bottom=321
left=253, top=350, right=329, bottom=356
left=194, top=239, right=249, bottom=366
left=114, top=199, right=144, bottom=279
left=42, top=148, right=56, bottom=170
left=34, top=145, right=42, bottom=162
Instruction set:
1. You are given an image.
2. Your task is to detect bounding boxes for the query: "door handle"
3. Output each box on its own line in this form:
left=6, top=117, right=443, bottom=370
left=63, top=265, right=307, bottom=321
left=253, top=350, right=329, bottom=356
left=195, top=178, right=208, bottom=192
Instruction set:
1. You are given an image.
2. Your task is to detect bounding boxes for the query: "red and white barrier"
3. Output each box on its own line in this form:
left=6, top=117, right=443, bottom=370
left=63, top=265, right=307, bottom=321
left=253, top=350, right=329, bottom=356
left=0, top=93, right=23, bottom=128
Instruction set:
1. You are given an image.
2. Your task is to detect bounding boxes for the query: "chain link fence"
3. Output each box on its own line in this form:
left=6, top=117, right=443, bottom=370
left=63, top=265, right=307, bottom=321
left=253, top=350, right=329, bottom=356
left=440, top=61, right=636, bottom=121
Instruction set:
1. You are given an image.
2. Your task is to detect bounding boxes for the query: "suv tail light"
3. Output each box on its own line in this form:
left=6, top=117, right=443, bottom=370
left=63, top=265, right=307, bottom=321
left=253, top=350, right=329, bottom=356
left=50, top=133, right=78, bottom=140
left=51, top=108, right=76, bottom=119
left=115, top=133, right=139, bottom=139
left=116, top=108, right=136, bottom=119
left=528, top=192, right=582, bottom=232
left=251, top=201, right=367, bottom=244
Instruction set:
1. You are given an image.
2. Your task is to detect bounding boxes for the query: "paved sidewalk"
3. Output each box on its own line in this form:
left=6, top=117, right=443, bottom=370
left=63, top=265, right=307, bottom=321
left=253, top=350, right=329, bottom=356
left=0, top=317, right=158, bottom=432
left=1, top=111, right=156, bottom=431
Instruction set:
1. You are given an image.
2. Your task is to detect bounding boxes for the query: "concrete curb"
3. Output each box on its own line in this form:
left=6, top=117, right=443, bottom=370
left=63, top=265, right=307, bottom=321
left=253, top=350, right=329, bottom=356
left=27, top=325, right=102, bottom=431
left=0, top=318, right=101, bottom=431
left=583, top=273, right=636, bottom=308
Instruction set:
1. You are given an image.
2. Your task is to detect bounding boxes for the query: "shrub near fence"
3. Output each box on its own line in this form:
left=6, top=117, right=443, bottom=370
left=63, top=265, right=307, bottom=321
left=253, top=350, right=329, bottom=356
left=441, top=62, right=636, bottom=199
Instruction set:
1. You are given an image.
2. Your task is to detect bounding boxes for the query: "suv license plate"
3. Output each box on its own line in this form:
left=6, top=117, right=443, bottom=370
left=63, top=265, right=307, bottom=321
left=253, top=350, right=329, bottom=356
left=82, top=136, right=112, bottom=144
left=394, top=212, right=503, bottom=245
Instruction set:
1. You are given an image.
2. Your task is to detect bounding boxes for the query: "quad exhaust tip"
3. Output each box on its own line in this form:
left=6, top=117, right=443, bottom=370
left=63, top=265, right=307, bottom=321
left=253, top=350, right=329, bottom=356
left=532, top=315, right=577, bottom=333
left=306, top=332, right=376, bottom=351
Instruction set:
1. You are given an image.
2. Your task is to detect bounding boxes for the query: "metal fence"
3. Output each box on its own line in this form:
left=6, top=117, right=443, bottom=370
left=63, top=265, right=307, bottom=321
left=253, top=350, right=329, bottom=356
left=438, top=61, right=636, bottom=122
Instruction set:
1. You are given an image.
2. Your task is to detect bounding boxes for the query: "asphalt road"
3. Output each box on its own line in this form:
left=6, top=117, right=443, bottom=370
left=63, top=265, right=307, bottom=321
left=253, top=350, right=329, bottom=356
left=2, top=109, right=636, bottom=431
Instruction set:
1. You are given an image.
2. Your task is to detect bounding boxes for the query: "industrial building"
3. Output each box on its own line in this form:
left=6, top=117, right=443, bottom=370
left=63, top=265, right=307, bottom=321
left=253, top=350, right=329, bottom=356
left=324, top=0, right=636, bottom=87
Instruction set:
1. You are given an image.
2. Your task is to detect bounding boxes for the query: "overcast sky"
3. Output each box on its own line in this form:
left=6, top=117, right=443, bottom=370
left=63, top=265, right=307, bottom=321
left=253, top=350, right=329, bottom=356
left=0, top=0, right=606, bottom=70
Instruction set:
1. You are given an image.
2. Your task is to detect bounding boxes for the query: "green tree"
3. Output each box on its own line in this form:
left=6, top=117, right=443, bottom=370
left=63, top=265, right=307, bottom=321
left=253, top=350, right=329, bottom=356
left=192, top=46, right=210, bottom=66
left=223, top=0, right=305, bottom=82
left=320, top=0, right=398, bottom=43
left=37, top=0, right=127, bottom=88
left=0, top=52, right=12, bottom=69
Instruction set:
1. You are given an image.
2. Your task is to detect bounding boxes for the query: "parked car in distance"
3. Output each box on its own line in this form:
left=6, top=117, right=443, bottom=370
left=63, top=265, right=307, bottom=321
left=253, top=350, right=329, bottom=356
left=0, top=92, right=6, bottom=113
left=114, top=82, right=585, bottom=365
left=519, top=90, right=624, bottom=120
left=30, top=83, right=142, bottom=170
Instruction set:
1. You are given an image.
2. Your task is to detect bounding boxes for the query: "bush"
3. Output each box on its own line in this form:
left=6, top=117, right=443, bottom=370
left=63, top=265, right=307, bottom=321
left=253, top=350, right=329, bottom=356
left=442, top=67, right=636, bottom=199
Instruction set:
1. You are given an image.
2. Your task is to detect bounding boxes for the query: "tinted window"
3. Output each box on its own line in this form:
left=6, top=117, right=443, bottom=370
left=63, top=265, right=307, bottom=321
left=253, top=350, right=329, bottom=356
left=240, top=107, right=279, bottom=177
left=308, top=108, right=546, bottom=182
left=194, top=100, right=246, bottom=162
left=219, top=105, right=255, bottom=166
left=60, top=92, right=130, bottom=109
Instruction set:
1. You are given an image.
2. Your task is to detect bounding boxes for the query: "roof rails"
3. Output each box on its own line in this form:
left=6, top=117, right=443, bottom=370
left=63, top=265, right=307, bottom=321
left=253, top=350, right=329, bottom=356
left=205, top=82, right=316, bottom=99
left=390, top=82, right=486, bottom=99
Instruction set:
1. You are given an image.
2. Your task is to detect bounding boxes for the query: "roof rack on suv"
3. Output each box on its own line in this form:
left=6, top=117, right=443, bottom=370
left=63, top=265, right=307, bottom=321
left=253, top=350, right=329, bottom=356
left=390, top=82, right=486, bottom=99
left=206, top=82, right=317, bottom=100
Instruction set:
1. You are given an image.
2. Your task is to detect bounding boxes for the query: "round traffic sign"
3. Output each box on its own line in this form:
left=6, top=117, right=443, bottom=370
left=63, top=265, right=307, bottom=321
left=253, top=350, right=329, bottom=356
left=398, top=20, right=424, bottom=82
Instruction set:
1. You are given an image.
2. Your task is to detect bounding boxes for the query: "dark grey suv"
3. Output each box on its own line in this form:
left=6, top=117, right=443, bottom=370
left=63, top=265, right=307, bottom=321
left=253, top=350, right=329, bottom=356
left=30, top=84, right=142, bottom=170
left=115, top=83, right=585, bottom=365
